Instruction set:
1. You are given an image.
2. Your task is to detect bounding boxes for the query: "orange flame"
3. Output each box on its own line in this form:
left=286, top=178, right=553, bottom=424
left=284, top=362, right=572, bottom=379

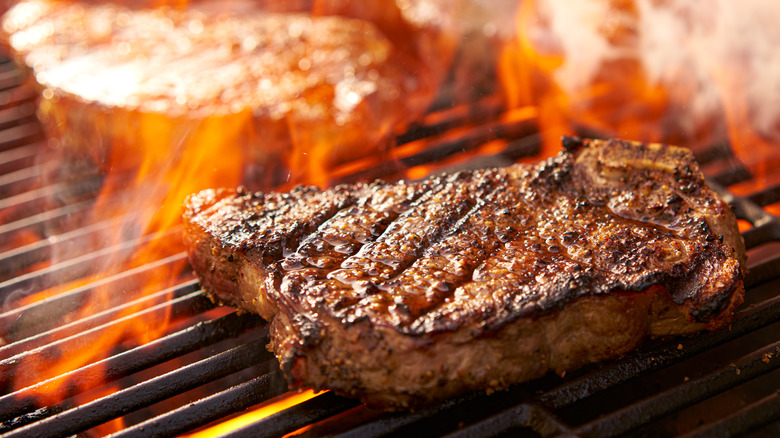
left=9, top=0, right=780, bottom=431
left=3, top=0, right=457, bottom=423
left=497, top=0, right=780, bottom=176
left=183, top=390, right=322, bottom=438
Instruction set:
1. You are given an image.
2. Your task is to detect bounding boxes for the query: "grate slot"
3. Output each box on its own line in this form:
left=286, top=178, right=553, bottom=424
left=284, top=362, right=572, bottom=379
left=0, top=103, right=37, bottom=131
left=0, top=279, right=203, bottom=358
left=0, top=215, right=139, bottom=281
left=748, top=185, right=780, bottom=208
left=444, top=403, right=573, bottom=438
left=0, top=252, right=190, bottom=341
left=0, top=311, right=263, bottom=423
left=744, top=248, right=780, bottom=289
left=537, top=290, right=780, bottom=411
left=0, top=121, right=44, bottom=152
left=110, top=372, right=288, bottom=438
left=2, top=337, right=274, bottom=438
left=573, top=341, right=780, bottom=437
left=331, top=396, right=476, bottom=438
left=223, top=392, right=362, bottom=438
left=0, top=228, right=183, bottom=299
left=0, top=285, right=211, bottom=383
left=0, top=176, right=104, bottom=226
left=332, top=116, right=538, bottom=184
left=0, top=173, right=103, bottom=211
left=0, top=160, right=57, bottom=199
left=706, top=160, right=752, bottom=187
left=0, top=67, right=23, bottom=91
left=0, top=198, right=99, bottom=242
left=396, top=96, right=505, bottom=146
left=0, top=142, right=46, bottom=175
left=680, top=390, right=780, bottom=438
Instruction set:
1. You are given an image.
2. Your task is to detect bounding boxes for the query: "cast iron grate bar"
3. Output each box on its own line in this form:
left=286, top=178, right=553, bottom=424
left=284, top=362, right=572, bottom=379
left=0, top=215, right=142, bottom=281
left=0, top=311, right=264, bottom=426
left=573, top=340, right=780, bottom=437
left=0, top=252, right=192, bottom=341
left=0, top=161, right=57, bottom=199
left=681, top=390, right=780, bottom=438
left=223, top=392, right=362, bottom=438
left=0, top=198, right=99, bottom=238
left=0, top=279, right=202, bottom=358
left=444, top=403, right=573, bottom=438
left=0, top=121, right=45, bottom=152
left=109, top=372, right=287, bottom=438
left=0, top=227, right=183, bottom=297
left=3, top=337, right=275, bottom=438
left=0, top=142, right=46, bottom=175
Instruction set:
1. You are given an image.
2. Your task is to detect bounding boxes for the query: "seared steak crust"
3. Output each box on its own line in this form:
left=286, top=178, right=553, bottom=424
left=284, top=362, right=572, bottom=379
left=183, top=137, right=745, bottom=408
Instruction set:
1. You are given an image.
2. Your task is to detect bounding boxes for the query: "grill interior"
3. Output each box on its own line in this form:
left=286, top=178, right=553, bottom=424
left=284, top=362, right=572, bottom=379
left=0, top=53, right=779, bottom=438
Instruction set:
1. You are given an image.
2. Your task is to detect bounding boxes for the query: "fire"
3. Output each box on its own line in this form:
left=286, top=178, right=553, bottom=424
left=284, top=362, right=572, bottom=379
left=498, top=0, right=780, bottom=173
left=4, top=0, right=779, bottom=434
left=0, top=0, right=458, bottom=431
left=183, top=390, right=322, bottom=438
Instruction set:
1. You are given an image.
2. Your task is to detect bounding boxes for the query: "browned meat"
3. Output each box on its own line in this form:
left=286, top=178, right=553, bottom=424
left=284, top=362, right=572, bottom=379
left=183, top=137, right=746, bottom=409
left=0, top=0, right=443, bottom=186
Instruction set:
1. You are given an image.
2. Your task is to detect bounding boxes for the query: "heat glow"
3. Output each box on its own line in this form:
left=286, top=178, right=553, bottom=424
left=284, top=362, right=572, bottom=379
left=498, top=0, right=780, bottom=176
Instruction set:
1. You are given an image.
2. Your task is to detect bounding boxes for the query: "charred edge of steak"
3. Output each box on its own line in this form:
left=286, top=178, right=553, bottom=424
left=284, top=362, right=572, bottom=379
left=270, top=285, right=671, bottom=409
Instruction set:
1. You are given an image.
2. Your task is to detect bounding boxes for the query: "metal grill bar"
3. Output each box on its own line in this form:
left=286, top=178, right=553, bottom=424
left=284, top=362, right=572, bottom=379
left=224, top=392, right=362, bottom=438
left=0, top=198, right=98, bottom=238
left=0, top=279, right=201, bottom=358
left=3, top=337, right=274, bottom=438
left=332, top=395, right=473, bottom=438
left=0, top=175, right=103, bottom=211
left=0, top=215, right=136, bottom=281
left=0, top=228, right=182, bottom=298
left=574, top=341, right=780, bottom=437
left=444, top=403, right=573, bottom=438
left=0, top=252, right=191, bottom=341
left=0, top=311, right=263, bottom=425
left=0, top=159, right=54, bottom=195
left=681, top=390, right=780, bottom=438
left=0, top=121, right=44, bottom=152
left=0, top=142, right=45, bottom=175
left=110, top=372, right=286, bottom=438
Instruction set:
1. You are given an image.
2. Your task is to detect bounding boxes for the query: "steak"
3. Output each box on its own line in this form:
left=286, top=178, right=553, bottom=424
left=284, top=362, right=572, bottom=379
left=0, top=0, right=444, bottom=186
left=183, top=137, right=746, bottom=409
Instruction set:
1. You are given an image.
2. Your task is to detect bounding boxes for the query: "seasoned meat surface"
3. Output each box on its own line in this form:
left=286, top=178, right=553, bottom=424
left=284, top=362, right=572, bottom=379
left=183, top=137, right=746, bottom=408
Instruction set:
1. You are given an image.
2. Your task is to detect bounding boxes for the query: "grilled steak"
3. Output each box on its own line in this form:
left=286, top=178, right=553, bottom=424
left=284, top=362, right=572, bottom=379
left=183, top=137, right=746, bottom=409
left=0, top=0, right=444, bottom=186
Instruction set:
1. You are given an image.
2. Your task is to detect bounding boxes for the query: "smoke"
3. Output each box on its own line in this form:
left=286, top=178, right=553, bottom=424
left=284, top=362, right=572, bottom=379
left=532, top=0, right=780, bottom=148
left=637, top=0, right=780, bottom=141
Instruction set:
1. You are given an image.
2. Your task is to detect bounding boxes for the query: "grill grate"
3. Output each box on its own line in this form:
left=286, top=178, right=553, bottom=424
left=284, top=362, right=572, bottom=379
left=0, top=56, right=778, bottom=437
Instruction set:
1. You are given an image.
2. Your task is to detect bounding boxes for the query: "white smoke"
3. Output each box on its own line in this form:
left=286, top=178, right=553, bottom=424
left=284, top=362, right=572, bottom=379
left=533, top=0, right=780, bottom=147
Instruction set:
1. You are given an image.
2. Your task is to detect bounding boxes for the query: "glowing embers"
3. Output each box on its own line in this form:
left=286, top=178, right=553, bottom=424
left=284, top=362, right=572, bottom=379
left=497, top=0, right=780, bottom=171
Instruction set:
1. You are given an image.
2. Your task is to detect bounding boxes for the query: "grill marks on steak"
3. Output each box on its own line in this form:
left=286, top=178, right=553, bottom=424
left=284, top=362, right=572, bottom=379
left=274, top=169, right=508, bottom=327
left=183, top=137, right=746, bottom=408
